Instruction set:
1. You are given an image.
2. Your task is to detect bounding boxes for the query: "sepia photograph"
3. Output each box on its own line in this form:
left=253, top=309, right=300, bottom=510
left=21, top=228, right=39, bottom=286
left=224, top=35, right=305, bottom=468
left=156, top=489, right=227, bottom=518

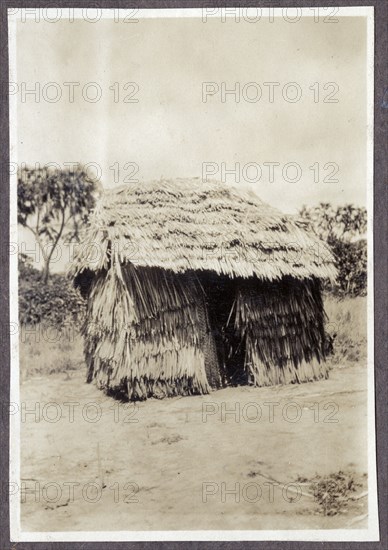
left=7, top=5, right=379, bottom=543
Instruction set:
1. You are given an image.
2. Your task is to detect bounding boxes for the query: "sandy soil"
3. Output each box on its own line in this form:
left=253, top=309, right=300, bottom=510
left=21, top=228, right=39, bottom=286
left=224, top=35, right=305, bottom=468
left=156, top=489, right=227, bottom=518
left=19, top=364, right=368, bottom=532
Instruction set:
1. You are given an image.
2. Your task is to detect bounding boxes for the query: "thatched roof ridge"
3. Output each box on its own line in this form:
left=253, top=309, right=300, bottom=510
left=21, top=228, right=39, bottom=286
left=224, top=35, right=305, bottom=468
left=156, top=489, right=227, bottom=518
left=70, top=178, right=336, bottom=281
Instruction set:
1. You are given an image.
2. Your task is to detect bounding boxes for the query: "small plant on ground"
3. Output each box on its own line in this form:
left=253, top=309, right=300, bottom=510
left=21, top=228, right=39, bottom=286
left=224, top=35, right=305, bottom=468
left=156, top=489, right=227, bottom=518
left=309, top=471, right=363, bottom=516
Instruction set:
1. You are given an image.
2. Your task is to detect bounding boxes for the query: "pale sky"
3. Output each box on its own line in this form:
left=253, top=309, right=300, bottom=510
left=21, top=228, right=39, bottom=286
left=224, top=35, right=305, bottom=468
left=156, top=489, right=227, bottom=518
left=13, top=12, right=369, bottom=270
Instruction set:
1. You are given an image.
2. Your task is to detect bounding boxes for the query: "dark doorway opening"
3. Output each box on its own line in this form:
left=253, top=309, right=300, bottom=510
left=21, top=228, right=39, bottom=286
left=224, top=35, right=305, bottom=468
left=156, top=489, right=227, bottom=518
left=196, top=271, right=248, bottom=387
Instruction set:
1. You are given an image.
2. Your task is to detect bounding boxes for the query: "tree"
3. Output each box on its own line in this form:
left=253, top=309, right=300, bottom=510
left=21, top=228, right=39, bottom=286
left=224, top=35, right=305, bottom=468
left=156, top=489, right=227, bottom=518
left=299, top=203, right=367, bottom=241
left=299, top=203, right=367, bottom=296
left=18, top=165, right=101, bottom=282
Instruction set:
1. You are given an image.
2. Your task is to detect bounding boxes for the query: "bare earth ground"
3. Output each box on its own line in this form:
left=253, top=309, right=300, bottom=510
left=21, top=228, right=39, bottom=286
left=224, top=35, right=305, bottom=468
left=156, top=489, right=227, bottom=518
left=20, top=362, right=368, bottom=531
left=18, top=296, right=368, bottom=531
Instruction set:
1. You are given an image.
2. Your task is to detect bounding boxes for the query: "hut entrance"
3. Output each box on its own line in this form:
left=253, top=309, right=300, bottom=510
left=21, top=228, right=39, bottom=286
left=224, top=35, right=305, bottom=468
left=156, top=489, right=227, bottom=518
left=196, top=272, right=248, bottom=387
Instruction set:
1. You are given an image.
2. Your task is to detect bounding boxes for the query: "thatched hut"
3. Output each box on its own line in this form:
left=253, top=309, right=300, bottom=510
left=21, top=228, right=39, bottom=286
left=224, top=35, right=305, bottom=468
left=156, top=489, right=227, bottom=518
left=71, top=178, right=336, bottom=400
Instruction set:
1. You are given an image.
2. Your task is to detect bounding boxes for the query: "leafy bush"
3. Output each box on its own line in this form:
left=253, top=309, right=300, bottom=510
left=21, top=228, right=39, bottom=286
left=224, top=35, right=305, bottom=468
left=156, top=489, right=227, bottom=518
left=299, top=203, right=367, bottom=297
left=328, top=236, right=367, bottom=297
left=18, top=254, right=85, bottom=327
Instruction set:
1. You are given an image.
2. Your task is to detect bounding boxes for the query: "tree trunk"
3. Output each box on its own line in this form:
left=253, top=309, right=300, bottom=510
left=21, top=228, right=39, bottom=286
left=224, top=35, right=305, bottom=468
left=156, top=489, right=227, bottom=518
left=40, top=208, right=66, bottom=284
left=42, top=259, right=50, bottom=284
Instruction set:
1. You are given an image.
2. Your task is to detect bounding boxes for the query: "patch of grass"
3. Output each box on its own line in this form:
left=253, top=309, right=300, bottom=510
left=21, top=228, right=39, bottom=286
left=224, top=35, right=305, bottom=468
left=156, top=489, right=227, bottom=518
left=324, top=295, right=367, bottom=368
left=19, top=324, right=84, bottom=380
left=309, top=471, right=364, bottom=516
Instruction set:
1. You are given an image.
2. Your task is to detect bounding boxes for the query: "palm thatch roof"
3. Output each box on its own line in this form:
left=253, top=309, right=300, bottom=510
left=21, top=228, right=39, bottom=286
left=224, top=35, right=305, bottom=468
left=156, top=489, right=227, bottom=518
left=70, top=178, right=336, bottom=281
